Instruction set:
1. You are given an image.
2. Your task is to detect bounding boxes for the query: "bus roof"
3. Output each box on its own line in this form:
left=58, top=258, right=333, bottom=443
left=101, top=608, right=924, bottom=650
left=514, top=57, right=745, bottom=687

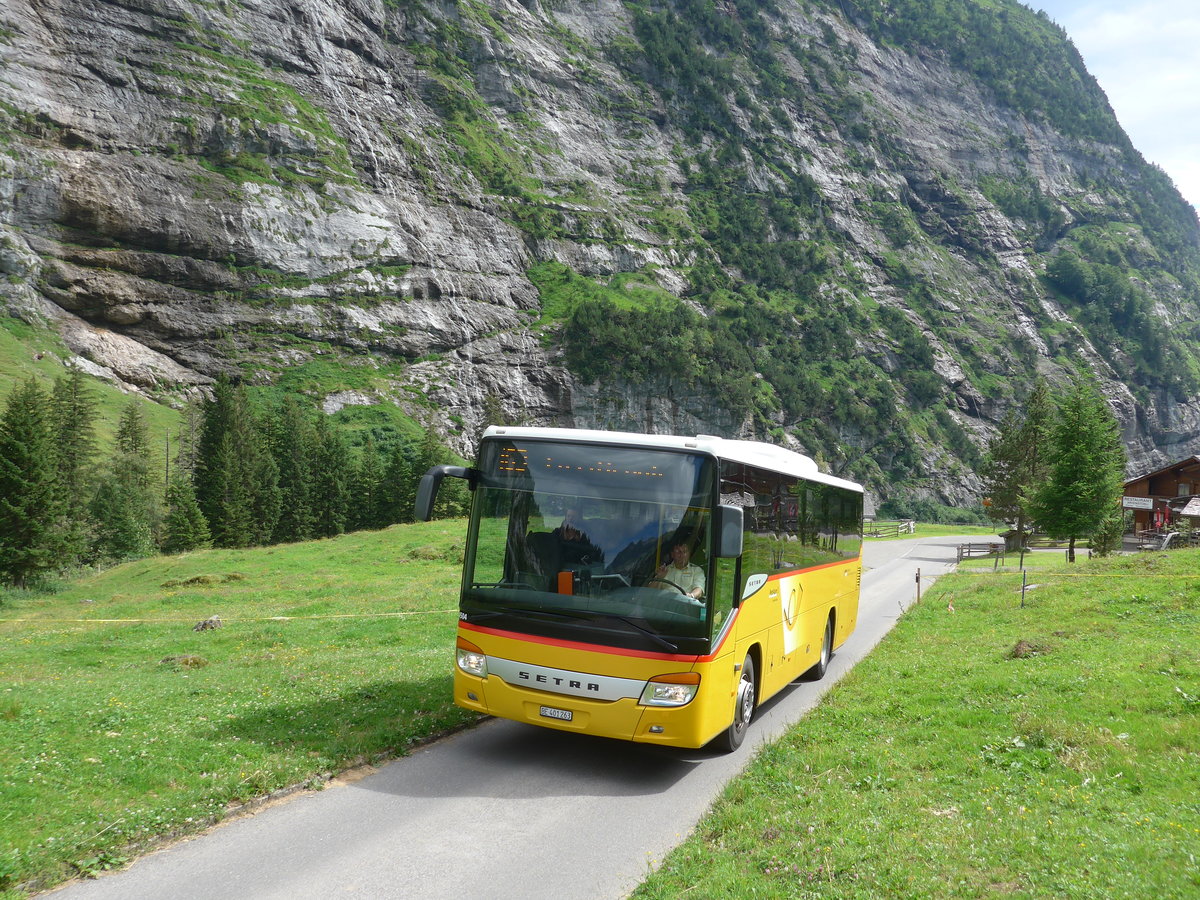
left=480, top=426, right=863, bottom=494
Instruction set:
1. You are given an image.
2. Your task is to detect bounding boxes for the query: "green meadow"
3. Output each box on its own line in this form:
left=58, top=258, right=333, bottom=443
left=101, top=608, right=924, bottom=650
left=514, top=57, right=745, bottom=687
left=635, top=549, right=1200, bottom=899
left=0, top=521, right=478, bottom=895
left=2, top=527, right=1198, bottom=898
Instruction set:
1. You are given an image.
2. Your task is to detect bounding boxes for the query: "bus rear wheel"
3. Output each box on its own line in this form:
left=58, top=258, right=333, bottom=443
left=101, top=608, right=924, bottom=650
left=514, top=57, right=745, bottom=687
left=804, top=615, right=834, bottom=681
left=714, top=654, right=756, bottom=752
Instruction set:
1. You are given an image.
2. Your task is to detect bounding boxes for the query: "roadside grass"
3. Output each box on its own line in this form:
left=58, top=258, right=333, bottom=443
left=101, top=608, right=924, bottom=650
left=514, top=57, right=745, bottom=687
left=0, top=521, right=477, bottom=896
left=634, top=549, right=1200, bottom=899
left=866, top=523, right=1000, bottom=541
left=957, top=549, right=1082, bottom=571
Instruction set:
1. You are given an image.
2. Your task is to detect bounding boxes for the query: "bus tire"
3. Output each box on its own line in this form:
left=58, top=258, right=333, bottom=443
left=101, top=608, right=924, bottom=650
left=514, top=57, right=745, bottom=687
left=714, top=653, right=756, bottom=752
left=804, top=615, right=834, bottom=681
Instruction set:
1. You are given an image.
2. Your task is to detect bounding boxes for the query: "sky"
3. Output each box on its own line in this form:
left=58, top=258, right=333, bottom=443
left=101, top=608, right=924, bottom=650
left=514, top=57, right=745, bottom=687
left=1029, top=0, right=1200, bottom=213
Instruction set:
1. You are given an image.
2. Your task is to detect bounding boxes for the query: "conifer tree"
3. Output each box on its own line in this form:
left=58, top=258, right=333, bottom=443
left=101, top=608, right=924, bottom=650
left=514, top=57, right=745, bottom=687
left=0, top=378, right=58, bottom=586
left=311, top=415, right=350, bottom=538
left=381, top=440, right=416, bottom=525
left=349, top=434, right=386, bottom=531
left=980, top=378, right=1052, bottom=542
left=205, top=430, right=255, bottom=547
left=90, top=398, right=158, bottom=562
left=414, top=426, right=468, bottom=518
left=473, top=392, right=506, bottom=451
left=1029, top=368, right=1126, bottom=562
left=247, top=437, right=281, bottom=546
left=115, top=401, right=152, bottom=473
left=50, top=368, right=98, bottom=566
left=162, top=472, right=211, bottom=554
left=195, top=377, right=280, bottom=547
left=172, top=397, right=205, bottom=477
left=269, top=397, right=316, bottom=543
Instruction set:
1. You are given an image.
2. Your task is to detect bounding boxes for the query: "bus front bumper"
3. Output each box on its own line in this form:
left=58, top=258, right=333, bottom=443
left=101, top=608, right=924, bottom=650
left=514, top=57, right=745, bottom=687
left=454, top=671, right=717, bottom=748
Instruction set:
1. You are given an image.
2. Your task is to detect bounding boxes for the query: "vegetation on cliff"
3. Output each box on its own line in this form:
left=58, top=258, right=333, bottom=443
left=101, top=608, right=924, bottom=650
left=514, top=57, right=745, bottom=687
left=1, top=0, right=1198, bottom=506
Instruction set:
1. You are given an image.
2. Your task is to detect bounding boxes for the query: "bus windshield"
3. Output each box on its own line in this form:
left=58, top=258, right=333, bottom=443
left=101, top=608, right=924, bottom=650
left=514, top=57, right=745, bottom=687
left=461, top=439, right=716, bottom=654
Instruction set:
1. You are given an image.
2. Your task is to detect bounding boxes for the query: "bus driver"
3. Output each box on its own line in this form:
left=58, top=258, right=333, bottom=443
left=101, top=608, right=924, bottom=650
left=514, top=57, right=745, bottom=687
left=651, top=540, right=705, bottom=599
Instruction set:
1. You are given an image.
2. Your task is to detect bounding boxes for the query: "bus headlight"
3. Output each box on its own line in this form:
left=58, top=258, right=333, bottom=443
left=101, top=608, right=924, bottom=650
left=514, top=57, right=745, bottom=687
left=456, top=637, right=487, bottom=678
left=640, top=673, right=700, bottom=707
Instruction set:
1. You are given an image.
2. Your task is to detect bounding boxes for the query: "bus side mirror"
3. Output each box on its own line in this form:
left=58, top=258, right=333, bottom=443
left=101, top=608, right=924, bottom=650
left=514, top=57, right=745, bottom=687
left=715, top=504, right=744, bottom=558
left=414, top=465, right=474, bottom=521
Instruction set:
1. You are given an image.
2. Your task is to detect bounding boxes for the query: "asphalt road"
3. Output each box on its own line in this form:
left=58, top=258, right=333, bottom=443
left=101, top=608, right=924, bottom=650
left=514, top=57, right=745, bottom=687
left=50, top=535, right=965, bottom=900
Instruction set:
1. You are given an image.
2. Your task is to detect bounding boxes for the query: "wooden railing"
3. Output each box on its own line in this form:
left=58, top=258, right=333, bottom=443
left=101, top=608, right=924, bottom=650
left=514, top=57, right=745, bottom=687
left=864, top=520, right=916, bottom=538
left=955, top=541, right=1004, bottom=562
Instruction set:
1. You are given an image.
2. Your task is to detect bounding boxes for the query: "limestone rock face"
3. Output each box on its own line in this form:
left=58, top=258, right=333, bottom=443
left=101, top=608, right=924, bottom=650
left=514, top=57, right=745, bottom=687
left=1, top=0, right=1198, bottom=501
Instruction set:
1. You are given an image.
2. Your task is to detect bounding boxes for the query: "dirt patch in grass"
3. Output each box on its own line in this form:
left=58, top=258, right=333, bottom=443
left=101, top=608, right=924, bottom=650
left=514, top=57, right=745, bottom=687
left=1007, top=639, right=1051, bottom=659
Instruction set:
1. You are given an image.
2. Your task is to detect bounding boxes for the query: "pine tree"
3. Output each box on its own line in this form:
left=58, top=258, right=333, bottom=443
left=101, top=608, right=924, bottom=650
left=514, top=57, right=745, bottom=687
left=980, top=378, right=1052, bottom=543
left=1029, top=369, right=1127, bottom=562
left=381, top=440, right=416, bottom=525
left=90, top=398, right=158, bottom=562
left=349, top=434, right=386, bottom=531
left=195, top=377, right=279, bottom=547
left=50, top=368, right=98, bottom=566
left=89, top=474, right=156, bottom=562
left=414, top=426, right=468, bottom=519
left=247, top=437, right=281, bottom=546
left=269, top=397, right=316, bottom=543
left=473, top=392, right=505, bottom=452
left=311, top=415, right=350, bottom=538
left=115, top=401, right=152, bottom=473
left=162, top=472, right=211, bottom=554
left=172, top=397, right=205, bottom=477
left=0, top=378, right=58, bottom=586
left=206, top=431, right=255, bottom=547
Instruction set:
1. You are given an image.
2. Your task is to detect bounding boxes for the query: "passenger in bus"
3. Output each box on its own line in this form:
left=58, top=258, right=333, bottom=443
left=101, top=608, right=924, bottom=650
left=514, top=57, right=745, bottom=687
left=650, top=540, right=705, bottom=599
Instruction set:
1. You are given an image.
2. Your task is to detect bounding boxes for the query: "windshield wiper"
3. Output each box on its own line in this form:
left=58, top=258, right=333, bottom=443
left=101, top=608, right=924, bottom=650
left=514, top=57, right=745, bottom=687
left=585, top=613, right=678, bottom=652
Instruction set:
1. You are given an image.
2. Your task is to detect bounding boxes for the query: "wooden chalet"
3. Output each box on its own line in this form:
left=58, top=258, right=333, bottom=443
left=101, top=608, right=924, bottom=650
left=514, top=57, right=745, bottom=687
left=1122, top=455, right=1200, bottom=531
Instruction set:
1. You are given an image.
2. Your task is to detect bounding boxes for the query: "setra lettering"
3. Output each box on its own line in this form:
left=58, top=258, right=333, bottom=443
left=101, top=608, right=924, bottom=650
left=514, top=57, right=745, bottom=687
left=515, top=669, right=601, bottom=693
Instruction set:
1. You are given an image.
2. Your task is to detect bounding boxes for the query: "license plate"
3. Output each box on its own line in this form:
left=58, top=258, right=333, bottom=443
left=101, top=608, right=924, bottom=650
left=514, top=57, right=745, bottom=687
left=539, top=705, right=573, bottom=721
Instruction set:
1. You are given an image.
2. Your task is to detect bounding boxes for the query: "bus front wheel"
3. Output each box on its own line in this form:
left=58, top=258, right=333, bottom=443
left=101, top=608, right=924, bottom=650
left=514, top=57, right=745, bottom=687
left=715, top=654, right=756, bottom=752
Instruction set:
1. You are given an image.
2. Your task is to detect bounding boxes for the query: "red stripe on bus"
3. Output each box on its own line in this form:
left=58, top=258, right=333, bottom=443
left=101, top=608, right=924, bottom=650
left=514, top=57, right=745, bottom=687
left=459, top=620, right=739, bottom=664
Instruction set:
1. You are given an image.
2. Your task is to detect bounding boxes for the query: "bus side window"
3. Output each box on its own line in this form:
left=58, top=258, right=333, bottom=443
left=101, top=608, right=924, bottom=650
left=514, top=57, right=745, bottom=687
left=710, top=557, right=736, bottom=626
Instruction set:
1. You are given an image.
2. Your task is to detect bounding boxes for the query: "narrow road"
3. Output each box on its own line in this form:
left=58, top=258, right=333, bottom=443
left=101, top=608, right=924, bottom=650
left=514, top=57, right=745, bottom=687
left=50, top=535, right=964, bottom=900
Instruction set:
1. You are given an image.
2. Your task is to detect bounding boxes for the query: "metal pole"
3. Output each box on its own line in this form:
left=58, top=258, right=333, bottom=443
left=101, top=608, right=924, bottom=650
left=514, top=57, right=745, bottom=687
left=1021, top=570, right=1027, bottom=608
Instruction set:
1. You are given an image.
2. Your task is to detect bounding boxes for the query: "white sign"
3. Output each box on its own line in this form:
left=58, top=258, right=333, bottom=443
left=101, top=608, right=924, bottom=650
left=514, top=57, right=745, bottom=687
left=1122, top=496, right=1154, bottom=510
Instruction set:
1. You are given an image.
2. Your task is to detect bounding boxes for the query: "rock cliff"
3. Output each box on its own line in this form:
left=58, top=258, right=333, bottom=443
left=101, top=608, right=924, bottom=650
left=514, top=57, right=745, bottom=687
left=2, top=0, right=1198, bottom=505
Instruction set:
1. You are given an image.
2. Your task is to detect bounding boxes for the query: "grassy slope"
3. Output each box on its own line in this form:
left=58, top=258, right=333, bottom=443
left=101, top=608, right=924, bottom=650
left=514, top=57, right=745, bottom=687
left=0, top=317, right=181, bottom=455
left=634, top=549, right=1200, bottom=899
left=0, top=520, right=477, bottom=895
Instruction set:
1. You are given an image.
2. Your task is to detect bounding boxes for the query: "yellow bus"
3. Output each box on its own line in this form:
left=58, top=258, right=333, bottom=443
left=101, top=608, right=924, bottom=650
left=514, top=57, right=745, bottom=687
left=416, top=427, right=863, bottom=751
